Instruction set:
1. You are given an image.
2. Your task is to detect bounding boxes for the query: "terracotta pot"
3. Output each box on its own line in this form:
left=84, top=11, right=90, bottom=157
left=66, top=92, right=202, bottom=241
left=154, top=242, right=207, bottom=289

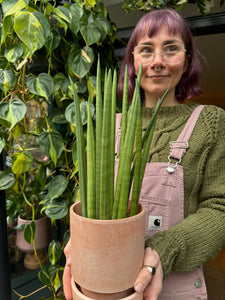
left=71, top=279, right=143, bottom=300
left=16, top=215, right=51, bottom=253
left=70, top=201, right=145, bottom=298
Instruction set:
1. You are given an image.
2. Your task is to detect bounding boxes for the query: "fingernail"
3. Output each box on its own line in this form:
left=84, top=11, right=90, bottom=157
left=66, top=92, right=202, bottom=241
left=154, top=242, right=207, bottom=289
left=134, top=282, right=144, bottom=293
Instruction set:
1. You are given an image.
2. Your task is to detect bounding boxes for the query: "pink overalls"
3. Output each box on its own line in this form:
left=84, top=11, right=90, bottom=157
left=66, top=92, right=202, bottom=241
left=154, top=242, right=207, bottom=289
left=115, top=105, right=208, bottom=300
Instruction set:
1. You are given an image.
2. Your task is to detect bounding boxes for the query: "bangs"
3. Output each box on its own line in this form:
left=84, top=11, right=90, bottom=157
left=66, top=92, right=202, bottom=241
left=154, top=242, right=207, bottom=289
left=133, top=10, right=188, bottom=45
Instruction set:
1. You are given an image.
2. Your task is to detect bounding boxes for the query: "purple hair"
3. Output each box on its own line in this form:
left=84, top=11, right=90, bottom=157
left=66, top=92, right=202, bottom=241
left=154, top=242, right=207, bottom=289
left=117, top=9, right=202, bottom=102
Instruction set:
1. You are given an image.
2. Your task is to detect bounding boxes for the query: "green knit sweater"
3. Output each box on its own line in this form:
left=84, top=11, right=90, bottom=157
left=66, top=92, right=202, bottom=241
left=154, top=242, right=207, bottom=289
left=142, top=102, right=225, bottom=279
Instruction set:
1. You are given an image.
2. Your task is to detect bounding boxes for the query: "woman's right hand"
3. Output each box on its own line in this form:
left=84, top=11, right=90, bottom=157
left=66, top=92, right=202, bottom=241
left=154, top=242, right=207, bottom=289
left=63, top=238, right=73, bottom=300
left=134, top=247, right=163, bottom=300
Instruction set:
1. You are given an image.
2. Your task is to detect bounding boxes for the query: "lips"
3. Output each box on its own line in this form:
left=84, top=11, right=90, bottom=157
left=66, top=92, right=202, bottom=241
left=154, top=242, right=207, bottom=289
left=147, top=75, right=168, bottom=80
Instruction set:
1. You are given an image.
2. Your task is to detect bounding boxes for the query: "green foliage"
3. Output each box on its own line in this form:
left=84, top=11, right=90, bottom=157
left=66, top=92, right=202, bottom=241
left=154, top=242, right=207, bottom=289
left=71, top=59, right=169, bottom=220
left=0, top=0, right=119, bottom=298
left=122, top=0, right=223, bottom=15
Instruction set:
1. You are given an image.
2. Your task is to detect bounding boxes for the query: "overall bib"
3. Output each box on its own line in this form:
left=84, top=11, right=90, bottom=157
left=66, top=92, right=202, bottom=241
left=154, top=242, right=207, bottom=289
left=115, top=105, right=208, bottom=300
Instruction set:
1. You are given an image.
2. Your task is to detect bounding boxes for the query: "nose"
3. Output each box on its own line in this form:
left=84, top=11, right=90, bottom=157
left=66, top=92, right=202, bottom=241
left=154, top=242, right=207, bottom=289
left=151, top=50, right=165, bottom=66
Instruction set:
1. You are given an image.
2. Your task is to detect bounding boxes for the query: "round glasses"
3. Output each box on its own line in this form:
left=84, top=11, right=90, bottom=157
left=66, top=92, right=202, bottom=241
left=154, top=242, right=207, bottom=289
left=133, top=43, right=186, bottom=65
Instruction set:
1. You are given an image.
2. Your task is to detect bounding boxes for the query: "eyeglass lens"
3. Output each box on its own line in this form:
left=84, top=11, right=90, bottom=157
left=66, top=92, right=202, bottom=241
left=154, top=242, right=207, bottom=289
left=134, top=44, right=186, bottom=65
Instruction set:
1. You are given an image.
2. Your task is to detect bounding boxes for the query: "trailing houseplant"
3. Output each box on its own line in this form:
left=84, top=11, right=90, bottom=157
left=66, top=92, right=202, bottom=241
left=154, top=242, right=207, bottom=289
left=0, top=0, right=120, bottom=298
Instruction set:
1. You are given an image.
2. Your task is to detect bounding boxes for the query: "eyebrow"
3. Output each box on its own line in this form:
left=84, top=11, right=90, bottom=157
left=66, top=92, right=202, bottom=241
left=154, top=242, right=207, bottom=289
left=138, top=39, right=182, bottom=46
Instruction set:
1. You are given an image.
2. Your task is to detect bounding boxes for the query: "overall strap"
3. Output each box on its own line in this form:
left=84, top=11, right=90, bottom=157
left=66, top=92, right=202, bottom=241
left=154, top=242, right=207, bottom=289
left=116, top=113, right=122, bottom=130
left=169, top=105, right=205, bottom=161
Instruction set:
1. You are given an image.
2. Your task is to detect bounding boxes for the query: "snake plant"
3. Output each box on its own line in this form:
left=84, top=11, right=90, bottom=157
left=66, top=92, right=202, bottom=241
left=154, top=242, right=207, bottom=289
left=70, top=60, right=168, bottom=220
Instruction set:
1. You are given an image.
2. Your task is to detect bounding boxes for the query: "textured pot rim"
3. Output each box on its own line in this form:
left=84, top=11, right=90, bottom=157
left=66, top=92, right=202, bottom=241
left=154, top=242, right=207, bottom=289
left=18, top=214, right=49, bottom=224
left=70, top=201, right=146, bottom=224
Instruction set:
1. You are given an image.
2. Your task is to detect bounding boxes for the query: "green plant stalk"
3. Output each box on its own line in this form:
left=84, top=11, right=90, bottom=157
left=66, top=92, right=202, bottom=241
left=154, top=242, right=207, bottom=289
left=69, top=77, right=87, bottom=217
left=111, top=68, right=130, bottom=219
left=117, top=93, right=139, bottom=219
left=142, top=86, right=170, bottom=147
left=100, top=70, right=112, bottom=219
left=120, top=65, right=128, bottom=149
left=87, top=103, right=96, bottom=219
left=95, top=58, right=102, bottom=219
left=109, top=69, right=117, bottom=218
left=129, top=93, right=142, bottom=217
left=139, top=87, right=170, bottom=195
left=112, top=67, right=142, bottom=219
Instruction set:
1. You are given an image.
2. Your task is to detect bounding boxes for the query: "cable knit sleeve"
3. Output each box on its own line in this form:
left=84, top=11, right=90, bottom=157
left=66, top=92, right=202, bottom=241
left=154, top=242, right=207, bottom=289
left=145, top=105, right=225, bottom=279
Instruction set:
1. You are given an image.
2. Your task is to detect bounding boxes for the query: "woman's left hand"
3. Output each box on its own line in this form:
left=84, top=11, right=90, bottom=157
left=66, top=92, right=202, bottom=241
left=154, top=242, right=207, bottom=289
left=134, top=247, right=163, bottom=300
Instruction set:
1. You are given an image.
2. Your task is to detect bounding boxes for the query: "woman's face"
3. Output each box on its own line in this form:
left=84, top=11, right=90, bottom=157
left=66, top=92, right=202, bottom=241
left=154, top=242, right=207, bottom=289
left=133, top=25, right=187, bottom=103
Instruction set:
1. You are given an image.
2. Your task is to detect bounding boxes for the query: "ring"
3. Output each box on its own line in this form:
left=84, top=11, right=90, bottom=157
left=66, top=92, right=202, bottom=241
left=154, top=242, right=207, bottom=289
left=143, top=265, right=156, bottom=276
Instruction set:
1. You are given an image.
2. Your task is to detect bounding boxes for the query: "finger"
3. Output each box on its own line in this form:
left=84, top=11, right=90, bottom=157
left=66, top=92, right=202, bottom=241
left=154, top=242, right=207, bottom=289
left=63, top=238, right=73, bottom=300
left=64, top=238, right=71, bottom=258
left=143, top=269, right=163, bottom=300
left=134, top=267, right=154, bottom=293
left=143, top=260, right=163, bottom=300
left=63, top=263, right=73, bottom=300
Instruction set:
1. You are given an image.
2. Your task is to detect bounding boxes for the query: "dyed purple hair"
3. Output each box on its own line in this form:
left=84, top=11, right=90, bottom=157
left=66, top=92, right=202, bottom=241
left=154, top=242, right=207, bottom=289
left=117, top=9, right=202, bottom=102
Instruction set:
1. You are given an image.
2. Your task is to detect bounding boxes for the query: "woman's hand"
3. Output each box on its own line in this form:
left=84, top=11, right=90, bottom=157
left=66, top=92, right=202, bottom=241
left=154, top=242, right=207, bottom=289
left=134, top=247, right=163, bottom=300
left=63, top=238, right=73, bottom=300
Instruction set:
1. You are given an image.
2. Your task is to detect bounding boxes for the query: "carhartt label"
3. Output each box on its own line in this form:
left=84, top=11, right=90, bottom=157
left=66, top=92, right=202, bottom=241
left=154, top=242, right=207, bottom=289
left=148, top=215, right=162, bottom=230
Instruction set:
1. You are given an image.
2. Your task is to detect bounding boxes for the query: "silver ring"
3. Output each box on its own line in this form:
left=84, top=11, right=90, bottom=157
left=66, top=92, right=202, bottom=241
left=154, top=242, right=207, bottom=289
left=154, top=66, right=161, bottom=72
left=143, top=265, right=156, bottom=276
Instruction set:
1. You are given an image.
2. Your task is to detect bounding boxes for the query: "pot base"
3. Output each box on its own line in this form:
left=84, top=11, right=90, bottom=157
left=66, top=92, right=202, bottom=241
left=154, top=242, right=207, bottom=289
left=24, top=249, right=47, bottom=269
left=71, top=278, right=143, bottom=300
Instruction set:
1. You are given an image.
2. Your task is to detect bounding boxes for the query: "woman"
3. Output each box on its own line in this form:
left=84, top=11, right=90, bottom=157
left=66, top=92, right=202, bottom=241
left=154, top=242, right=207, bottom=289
left=63, top=9, right=225, bottom=300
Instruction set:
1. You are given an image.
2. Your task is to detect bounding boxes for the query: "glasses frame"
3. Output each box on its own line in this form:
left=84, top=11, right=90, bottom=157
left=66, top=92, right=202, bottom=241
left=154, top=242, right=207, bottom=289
left=133, top=43, right=187, bottom=66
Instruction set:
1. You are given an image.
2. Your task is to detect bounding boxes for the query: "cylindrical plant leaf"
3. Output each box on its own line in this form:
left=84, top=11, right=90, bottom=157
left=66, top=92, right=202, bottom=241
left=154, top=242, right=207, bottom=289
left=109, top=69, right=117, bottom=218
left=69, top=77, right=87, bottom=217
left=120, top=65, right=128, bottom=150
left=95, top=57, right=102, bottom=219
left=99, top=70, right=112, bottom=219
left=117, top=94, right=139, bottom=219
left=130, top=94, right=142, bottom=217
left=112, top=67, right=142, bottom=219
left=87, top=103, right=96, bottom=219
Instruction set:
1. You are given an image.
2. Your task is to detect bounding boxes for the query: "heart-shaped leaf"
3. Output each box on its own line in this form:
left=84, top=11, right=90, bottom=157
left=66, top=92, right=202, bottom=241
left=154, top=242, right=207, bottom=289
left=0, top=171, right=15, bottom=190
left=27, top=73, right=54, bottom=99
left=69, top=3, right=83, bottom=34
left=53, top=6, right=71, bottom=24
left=65, top=101, right=95, bottom=126
left=14, top=11, right=50, bottom=55
left=68, top=45, right=94, bottom=79
left=12, top=151, right=33, bottom=175
left=80, top=13, right=101, bottom=46
left=42, top=198, right=69, bottom=219
left=45, top=32, right=61, bottom=53
left=4, top=44, right=23, bottom=63
left=24, top=221, right=35, bottom=244
left=0, top=98, right=26, bottom=129
left=39, top=131, right=64, bottom=167
left=48, top=240, right=62, bottom=265
left=39, top=266, right=51, bottom=286
left=52, top=267, right=64, bottom=292
left=2, top=0, right=29, bottom=17
left=48, top=175, right=69, bottom=200
left=0, top=69, right=17, bottom=95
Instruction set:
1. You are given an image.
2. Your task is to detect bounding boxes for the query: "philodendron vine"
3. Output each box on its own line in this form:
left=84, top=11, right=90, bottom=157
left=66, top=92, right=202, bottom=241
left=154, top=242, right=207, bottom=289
left=0, top=0, right=119, bottom=297
left=70, top=59, right=169, bottom=220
